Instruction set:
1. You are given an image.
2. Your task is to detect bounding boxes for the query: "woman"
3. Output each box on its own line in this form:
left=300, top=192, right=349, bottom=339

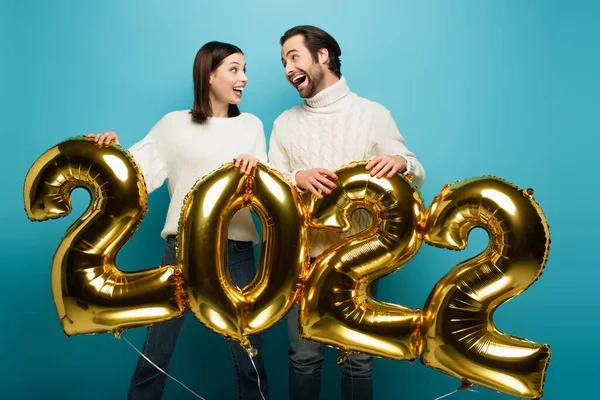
left=88, top=41, right=268, bottom=400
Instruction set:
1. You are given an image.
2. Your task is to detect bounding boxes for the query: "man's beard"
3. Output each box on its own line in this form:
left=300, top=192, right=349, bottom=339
left=299, top=65, right=325, bottom=99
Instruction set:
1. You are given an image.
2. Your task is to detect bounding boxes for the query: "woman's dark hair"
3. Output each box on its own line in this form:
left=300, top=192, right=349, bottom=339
left=280, top=25, right=342, bottom=77
left=191, top=41, right=243, bottom=123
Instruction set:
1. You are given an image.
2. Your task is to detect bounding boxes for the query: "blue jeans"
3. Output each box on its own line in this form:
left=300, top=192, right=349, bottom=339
left=287, top=259, right=377, bottom=400
left=128, top=236, right=268, bottom=400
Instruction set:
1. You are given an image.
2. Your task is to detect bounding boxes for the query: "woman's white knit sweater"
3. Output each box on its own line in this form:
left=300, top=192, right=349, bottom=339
left=129, top=110, right=266, bottom=242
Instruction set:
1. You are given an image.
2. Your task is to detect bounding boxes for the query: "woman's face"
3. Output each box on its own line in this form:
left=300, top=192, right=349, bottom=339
left=209, top=52, right=247, bottom=106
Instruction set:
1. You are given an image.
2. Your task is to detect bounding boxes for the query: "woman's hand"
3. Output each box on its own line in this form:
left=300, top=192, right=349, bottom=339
left=87, top=131, right=120, bottom=147
left=234, top=154, right=259, bottom=175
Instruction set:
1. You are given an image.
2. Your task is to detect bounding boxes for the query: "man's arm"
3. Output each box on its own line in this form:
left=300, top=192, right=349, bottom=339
left=268, top=121, right=336, bottom=199
left=372, top=111, right=426, bottom=188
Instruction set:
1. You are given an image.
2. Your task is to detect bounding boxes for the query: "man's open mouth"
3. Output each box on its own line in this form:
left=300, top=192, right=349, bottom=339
left=291, top=73, right=307, bottom=89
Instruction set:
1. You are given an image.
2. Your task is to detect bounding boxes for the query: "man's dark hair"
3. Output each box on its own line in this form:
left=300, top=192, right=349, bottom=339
left=280, top=25, right=342, bottom=77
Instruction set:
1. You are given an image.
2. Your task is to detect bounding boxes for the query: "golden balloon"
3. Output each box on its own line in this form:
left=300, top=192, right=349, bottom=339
left=179, top=162, right=307, bottom=351
left=299, top=162, right=425, bottom=360
left=24, top=137, right=184, bottom=337
left=25, top=141, right=553, bottom=398
left=420, top=176, right=551, bottom=398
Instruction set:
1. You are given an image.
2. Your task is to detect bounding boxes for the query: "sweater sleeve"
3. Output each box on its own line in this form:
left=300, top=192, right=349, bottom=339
left=377, top=111, right=426, bottom=188
left=128, top=119, right=168, bottom=195
left=251, top=118, right=268, bottom=164
left=267, top=121, right=295, bottom=182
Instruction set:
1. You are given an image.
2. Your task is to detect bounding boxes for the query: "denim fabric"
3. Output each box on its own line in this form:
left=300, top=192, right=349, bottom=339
left=287, top=258, right=377, bottom=400
left=127, top=236, right=268, bottom=399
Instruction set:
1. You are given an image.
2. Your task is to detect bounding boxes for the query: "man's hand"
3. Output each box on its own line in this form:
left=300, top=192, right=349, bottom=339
left=365, top=154, right=407, bottom=178
left=295, top=168, right=337, bottom=199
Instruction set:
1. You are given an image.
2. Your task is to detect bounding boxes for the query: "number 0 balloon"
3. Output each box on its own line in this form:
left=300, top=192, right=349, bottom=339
left=179, top=162, right=307, bottom=351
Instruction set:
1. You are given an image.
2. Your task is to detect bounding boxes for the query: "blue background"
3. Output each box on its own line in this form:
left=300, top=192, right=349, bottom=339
left=2, top=0, right=598, bottom=399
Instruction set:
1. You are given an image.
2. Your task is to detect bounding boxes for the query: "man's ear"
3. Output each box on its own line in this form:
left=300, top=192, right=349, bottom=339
left=318, top=48, right=330, bottom=66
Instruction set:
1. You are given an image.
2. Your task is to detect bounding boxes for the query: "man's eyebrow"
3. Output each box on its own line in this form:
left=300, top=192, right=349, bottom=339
left=284, top=49, right=298, bottom=58
left=282, top=49, right=298, bottom=65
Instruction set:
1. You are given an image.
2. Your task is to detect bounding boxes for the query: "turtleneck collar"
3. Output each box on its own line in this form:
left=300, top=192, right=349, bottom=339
left=303, top=76, right=350, bottom=110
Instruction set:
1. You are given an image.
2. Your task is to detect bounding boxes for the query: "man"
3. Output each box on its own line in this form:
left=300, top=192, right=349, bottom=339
left=268, top=25, right=426, bottom=400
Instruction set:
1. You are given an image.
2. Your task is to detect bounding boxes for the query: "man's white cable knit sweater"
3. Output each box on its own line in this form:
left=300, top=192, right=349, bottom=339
left=268, top=77, right=425, bottom=257
left=129, top=110, right=267, bottom=242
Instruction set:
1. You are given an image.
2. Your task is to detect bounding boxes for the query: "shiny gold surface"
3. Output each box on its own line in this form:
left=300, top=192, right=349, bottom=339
left=24, top=137, right=184, bottom=337
left=299, top=162, right=424, bottom=360
left=420, top=176, right=551, bottom=398
left=25, top=140, right=552, bottom=396
left=180, top=163, right=307, bottom=351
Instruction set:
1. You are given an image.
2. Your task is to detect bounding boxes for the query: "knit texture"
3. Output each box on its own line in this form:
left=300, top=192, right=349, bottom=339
left=129, top=110, right=266, bottom=242
left=268, top=77, right=425, bottom=257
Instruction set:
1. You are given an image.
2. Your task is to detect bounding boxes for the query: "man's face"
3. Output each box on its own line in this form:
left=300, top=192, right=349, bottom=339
left=281, top=35, right=326, bottom=99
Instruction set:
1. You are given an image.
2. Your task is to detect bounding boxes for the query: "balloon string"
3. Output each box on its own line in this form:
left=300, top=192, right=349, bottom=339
left=434, top=386, right=478, bottom=400
left=434, top=389, right=458, bottom=400
left=122, top=336, right=207, bottom=400
left=248, top=352, right=267, bottom=400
